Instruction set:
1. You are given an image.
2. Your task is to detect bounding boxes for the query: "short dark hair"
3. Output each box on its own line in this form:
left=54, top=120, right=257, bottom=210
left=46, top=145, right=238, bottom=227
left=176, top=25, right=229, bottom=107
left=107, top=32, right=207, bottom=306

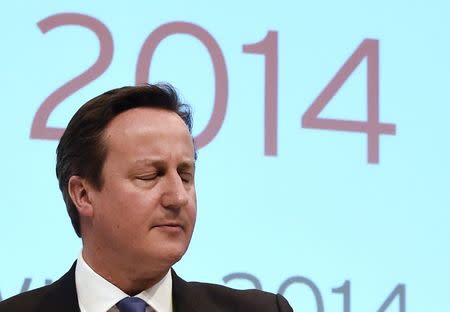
left=56, top=83, right=195, bottom=237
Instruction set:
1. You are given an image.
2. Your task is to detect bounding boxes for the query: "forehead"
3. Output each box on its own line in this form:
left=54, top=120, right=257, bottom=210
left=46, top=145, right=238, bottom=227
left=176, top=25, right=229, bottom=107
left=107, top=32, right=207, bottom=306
left=107, top=107, right=186, bottom=131
left=102, top=107, right=193, bottom=155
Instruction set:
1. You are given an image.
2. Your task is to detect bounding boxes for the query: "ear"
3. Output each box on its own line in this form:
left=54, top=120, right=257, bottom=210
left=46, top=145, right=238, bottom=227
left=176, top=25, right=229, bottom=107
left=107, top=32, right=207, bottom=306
left=68, top=176, right=95, bottom=218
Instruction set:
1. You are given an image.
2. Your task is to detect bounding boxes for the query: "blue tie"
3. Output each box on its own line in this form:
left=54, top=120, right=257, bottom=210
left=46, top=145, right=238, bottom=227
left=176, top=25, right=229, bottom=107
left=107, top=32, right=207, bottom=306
left=116, top=297, right=148, bottom=312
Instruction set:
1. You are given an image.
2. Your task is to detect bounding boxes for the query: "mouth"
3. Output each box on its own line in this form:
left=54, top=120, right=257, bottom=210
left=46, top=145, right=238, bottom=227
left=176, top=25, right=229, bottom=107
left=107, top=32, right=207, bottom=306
left=153, top=223, right=184, bottom=233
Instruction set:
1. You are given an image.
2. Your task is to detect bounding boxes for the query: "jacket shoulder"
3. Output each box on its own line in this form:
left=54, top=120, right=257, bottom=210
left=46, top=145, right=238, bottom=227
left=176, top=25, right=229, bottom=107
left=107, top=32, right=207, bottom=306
left=0, top=284, right=53, bottom=312
left=0, top=262, right=79, bottom=312
left=190, top=281, right=292, bottom=311
left=172, top=272, right=293, bottom=312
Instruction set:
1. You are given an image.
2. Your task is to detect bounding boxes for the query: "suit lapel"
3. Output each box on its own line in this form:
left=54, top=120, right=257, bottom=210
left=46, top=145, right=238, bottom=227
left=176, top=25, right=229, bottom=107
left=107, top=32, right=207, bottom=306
left=34, top=264, right=204, bottom=312
left=38, top=262, right=80, bottom=312
left=172, top=270, right=200, bottom=312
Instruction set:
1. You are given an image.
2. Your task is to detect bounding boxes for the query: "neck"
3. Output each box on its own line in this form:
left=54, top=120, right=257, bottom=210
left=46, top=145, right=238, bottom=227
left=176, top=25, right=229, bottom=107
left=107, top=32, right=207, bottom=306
left=81, top=248, right=169, bottom=296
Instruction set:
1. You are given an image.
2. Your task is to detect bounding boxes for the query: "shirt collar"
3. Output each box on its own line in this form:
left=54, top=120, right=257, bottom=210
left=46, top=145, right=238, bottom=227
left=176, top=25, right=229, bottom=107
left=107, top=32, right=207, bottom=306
left=75, top=253, right=173, bottom=312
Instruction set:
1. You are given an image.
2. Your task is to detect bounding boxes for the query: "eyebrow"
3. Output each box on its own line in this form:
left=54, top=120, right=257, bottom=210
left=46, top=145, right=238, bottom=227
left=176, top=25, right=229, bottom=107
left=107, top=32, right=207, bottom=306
left=133, top=158, right=195, bottom=169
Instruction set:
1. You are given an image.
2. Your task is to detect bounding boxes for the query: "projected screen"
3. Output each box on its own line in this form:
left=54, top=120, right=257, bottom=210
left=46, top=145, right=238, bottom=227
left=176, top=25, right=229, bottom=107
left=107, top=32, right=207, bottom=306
left=1, top=2, right=449, bottom=311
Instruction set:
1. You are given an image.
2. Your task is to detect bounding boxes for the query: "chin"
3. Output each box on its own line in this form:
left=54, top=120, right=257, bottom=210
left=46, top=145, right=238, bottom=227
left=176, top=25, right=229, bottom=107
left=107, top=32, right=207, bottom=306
left=157, top=243, right=188, bottom=265
left=163, top=248, right=186, bottom=265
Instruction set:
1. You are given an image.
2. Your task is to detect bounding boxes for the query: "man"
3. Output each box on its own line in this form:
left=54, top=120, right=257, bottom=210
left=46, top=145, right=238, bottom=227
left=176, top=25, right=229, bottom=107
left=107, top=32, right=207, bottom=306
left=0, top=84, right=292, bottom=311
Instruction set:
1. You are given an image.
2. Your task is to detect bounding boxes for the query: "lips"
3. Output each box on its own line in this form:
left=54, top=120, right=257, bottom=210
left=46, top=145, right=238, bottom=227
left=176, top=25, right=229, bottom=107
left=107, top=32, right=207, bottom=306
left=155, top=222, right=182, bottom=227
left=152, top=222, right=184, bottom=230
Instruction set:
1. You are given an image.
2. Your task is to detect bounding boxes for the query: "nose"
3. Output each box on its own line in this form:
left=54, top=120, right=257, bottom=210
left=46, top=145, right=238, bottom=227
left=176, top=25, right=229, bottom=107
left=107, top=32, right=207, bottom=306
left=161, top=171, right=189, bottom=210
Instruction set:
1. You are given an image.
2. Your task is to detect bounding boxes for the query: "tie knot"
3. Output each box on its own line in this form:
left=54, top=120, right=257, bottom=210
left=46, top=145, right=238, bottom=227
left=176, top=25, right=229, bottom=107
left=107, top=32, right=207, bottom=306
left=116, top=297, right=148, bottom=312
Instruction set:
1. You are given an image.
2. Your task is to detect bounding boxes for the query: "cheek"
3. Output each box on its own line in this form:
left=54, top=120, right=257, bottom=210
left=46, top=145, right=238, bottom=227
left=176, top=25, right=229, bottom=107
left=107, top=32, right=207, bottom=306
left=188, top=193, right=198, bottom=224
left=95, top=187, right=146, bottom=228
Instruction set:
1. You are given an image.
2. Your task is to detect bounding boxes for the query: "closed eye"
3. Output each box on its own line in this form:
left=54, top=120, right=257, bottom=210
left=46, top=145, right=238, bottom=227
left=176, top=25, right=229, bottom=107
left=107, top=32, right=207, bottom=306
left=179, top=172, right=193, bottom=183
left=136, top=174, right=158, bottom=181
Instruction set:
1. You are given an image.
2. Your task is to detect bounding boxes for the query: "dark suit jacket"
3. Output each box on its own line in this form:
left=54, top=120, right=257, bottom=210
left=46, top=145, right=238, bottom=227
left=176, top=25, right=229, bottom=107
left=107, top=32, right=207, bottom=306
left=0, top=263, right=293, bottom=311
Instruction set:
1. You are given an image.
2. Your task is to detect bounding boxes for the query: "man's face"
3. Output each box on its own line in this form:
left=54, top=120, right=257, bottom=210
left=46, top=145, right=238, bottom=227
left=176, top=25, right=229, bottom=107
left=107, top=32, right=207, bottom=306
left=85, top=107, right=197, bottom=273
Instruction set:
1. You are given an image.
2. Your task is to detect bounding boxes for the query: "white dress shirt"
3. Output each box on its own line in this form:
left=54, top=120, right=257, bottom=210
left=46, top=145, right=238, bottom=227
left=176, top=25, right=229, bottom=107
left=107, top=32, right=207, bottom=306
left=75, top=254, right=173, bottom=312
